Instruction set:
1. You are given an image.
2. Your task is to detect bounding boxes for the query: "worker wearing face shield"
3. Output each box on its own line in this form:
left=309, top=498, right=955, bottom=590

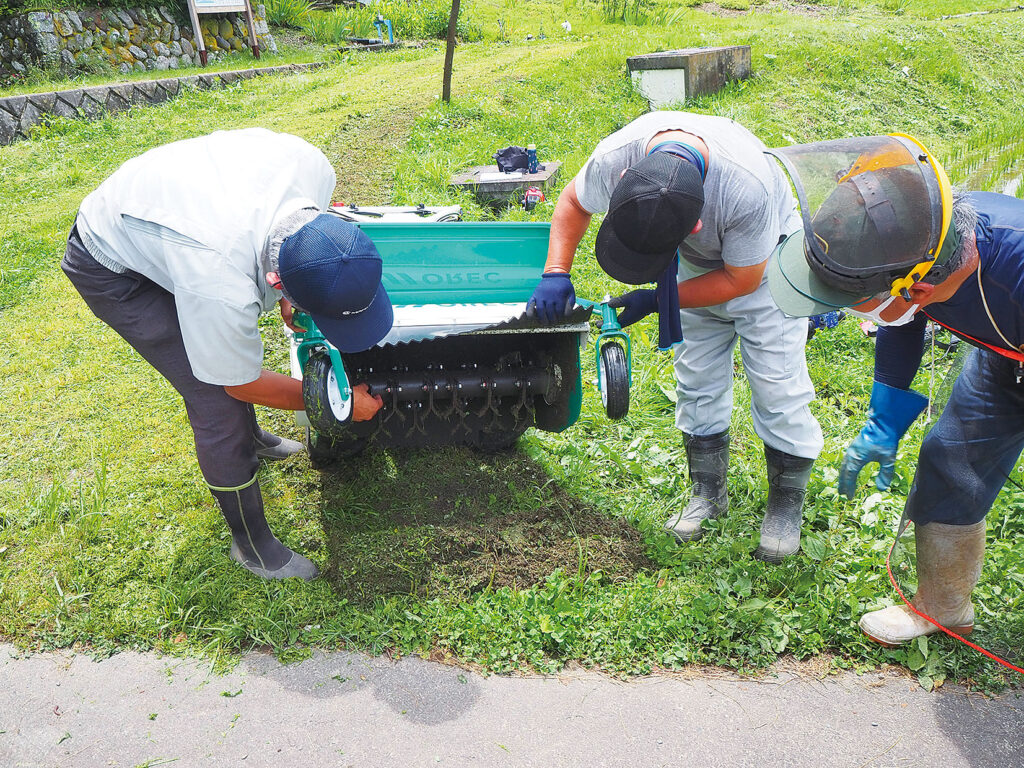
left=767, top=133, right=1024, bottom=646
left=62, top=128, right=390, bottom=581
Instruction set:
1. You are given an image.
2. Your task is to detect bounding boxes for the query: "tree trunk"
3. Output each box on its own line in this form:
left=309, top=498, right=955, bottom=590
left=442, top=0, right=461, bottom=103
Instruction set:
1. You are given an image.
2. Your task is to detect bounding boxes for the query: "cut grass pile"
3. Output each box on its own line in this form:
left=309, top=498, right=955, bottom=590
left=1, top=0, right=1022, bottom=689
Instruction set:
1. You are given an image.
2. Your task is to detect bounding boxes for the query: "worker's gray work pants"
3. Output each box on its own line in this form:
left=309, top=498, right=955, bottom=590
left=61, top=225, right=260, bottom=489
left=673, top=258, right=823, bottom=460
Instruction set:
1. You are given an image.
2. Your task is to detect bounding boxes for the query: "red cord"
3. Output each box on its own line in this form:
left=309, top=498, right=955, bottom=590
left=885, top=523, right=1024, bottom=675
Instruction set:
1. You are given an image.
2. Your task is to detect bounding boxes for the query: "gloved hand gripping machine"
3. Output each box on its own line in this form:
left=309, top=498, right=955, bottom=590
left=288, top=206, right=632, bottom=464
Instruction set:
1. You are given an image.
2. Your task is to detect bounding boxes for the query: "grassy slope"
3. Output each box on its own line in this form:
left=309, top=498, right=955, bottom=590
left=1, top=1, right=1022, bottom=687
left=0, top=30, right=345, bottom=98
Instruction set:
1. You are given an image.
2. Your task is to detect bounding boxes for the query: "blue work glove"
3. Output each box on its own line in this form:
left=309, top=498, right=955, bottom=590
left=528, top=272, right=576, bottom=324
left=838, top=381, right=928, bottom=499
left=607, top=288, right=658, bottom=328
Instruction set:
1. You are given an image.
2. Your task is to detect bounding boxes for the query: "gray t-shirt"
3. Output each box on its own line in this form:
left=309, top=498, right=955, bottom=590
left=575, top=112, right=799, bottom=270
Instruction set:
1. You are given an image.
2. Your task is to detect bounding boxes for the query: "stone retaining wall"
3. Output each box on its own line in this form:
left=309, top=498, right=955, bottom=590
left=0, top=5, right=276, bottom=78
left=0, top=61, right=324, bottom=145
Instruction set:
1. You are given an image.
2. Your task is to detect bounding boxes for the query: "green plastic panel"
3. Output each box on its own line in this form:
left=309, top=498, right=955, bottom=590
left=356, top=222, right=550, bottom=306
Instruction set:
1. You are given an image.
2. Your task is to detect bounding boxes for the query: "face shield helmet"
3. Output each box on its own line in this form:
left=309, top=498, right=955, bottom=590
left=765, top=134, right=960, bottom=317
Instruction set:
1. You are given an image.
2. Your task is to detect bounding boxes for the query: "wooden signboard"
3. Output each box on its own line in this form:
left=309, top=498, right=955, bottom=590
left=186, top=0, right=260, bottom=66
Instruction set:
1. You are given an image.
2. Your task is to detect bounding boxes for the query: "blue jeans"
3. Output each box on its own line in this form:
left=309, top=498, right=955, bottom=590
left=907, top=348, right=1024, bottom=526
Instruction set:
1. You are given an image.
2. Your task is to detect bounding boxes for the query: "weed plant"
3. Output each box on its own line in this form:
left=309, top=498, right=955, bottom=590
left=1, top=0, right=1022, bottom=689
left=302, top=0, right=482, bottom=45
left=264, top=0, right=314, bottom=29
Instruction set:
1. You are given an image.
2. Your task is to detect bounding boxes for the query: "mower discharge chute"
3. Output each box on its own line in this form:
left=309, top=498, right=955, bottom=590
left=287, top=206, right=632, bottom=464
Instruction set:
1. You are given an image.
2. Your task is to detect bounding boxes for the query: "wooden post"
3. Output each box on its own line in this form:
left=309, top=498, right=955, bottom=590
left=186, top=0, right=207, bottom=66
left=186, top=0, right=261, bottom=67
left=441, top=0, right=460, bottom=103
left=241, top=0, right=260, bottom=59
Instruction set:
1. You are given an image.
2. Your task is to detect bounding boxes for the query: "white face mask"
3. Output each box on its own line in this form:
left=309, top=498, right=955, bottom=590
left=847, top=294, right=920, bottom=327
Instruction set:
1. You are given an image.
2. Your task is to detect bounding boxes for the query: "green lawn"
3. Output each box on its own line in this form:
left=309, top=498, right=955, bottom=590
left=1, top=0, right=1022, bottom=689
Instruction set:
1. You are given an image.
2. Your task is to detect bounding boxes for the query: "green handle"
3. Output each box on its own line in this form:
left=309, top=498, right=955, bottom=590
left=293, top=310, right=351, bottom=402
left=577, top=298, right=633, bottom=388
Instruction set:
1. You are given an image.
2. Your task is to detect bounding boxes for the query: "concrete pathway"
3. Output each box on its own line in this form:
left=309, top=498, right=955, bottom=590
left=1, top=644, right=1021, bottom=768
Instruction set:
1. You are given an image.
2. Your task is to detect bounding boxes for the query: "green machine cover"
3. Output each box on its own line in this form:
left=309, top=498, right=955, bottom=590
left=355, top=222, right=551, bottom=306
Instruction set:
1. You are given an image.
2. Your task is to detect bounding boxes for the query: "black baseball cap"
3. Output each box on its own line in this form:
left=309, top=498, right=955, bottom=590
left=278, top=214, right=393, bottom=353
left=595, top=152, right=704, bottom=285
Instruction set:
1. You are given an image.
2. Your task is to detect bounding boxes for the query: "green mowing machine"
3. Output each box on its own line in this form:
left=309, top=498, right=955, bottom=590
left=288, top=205, right=632, bottom=465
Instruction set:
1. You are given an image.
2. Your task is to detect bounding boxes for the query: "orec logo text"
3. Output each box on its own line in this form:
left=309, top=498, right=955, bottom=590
left=385, top=271, right=503, bottom=286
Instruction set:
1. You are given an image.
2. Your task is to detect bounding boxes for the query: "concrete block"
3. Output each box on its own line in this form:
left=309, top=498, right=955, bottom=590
left=27, top=92, right=56, bottom=113
left=451, top=162, right=563, bottom=208
left=106, top=86, right=130, bottom=112
left=56, top=88, right=84, bottom=109
left=132, top=81, right=158, bottom=103
left=0, top=105, right=19, bottom=145
left=79, top=91, right=106, bottom=119
left=626, top=46, right=751, bottom=107
left=2, top=95, right=27, bottom=116
left=159, top=77, right=180, bottom=96
left=51, top=95, right=80, bottom=119
left=18, top=100, right=40, bottom=136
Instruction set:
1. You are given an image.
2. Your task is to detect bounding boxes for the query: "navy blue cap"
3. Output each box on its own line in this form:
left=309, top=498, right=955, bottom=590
left=278, top=213, right=393, bottom=353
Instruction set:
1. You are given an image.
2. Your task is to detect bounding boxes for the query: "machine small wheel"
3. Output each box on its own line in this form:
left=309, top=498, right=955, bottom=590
left=599, top=342, right=629, bottom=420
left=303, top=351, right=353, bottom=434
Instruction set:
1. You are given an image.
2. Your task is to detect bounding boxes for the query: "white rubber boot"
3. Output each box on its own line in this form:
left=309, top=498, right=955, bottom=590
left=859, top=520, right=985, bottom=647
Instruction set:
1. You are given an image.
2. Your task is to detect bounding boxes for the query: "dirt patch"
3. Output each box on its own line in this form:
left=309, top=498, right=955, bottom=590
left=765, top=0, right=829, bottom=17
left=696, top=2, right=749, bottom=18
left=315, top=447, right=653, bottom=604
left=695, top=1, right=828, bottom=18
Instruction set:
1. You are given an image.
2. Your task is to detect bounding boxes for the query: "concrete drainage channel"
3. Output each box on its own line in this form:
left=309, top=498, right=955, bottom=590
left=0, top=61, right=326, bottom=146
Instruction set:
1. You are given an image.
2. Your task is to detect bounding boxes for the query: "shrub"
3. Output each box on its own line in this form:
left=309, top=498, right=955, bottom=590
left=303, top=0, right=480, bottom=44
left=600, top=0, right=656, bottom=24
left=304, top=6, right=375, bottom=43
left=264, top=0, right=312, bottom=29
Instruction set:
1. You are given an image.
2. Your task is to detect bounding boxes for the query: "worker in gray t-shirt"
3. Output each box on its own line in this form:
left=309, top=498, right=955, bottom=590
left=527, top=112, right=823, bottom=562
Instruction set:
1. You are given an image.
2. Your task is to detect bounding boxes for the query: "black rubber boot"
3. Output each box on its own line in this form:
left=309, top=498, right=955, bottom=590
left=664, top=431, right=729, bottom=542
left=755, top=445, right=814, bottom=563
left=209, top=476, right=318, bottom=580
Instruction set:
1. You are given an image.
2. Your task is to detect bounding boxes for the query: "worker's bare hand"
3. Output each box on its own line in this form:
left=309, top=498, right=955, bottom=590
left=351, top=383, right=384, bottom=422
left=279, top=298, right=305, bottom=333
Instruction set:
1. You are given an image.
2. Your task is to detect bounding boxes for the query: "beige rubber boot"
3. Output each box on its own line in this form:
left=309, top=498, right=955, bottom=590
left=859, top=520, right=986, bottom=647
